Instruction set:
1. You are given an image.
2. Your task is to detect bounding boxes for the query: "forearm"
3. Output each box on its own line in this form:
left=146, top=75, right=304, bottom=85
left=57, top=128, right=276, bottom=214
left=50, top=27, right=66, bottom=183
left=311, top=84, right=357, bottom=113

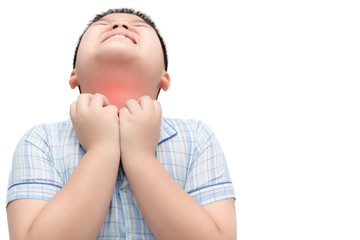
left=27, top=149, right=119, bottom=240
left=123, top=155, right=226, bottom=240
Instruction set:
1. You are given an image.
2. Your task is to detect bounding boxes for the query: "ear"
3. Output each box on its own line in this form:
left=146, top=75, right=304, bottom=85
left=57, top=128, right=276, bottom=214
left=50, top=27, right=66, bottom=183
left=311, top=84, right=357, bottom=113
left=69, top=70, right=79, bottom=89
left=159, top=72, right=170, bottom=91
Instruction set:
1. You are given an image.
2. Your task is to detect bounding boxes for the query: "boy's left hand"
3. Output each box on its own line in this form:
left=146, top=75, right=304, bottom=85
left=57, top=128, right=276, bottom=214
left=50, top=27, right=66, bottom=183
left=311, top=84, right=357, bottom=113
left=119, top=95, right=162, bottom=163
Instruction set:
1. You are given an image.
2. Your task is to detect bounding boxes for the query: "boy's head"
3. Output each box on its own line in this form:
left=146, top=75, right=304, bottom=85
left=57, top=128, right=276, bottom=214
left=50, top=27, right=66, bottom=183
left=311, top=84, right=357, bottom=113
left=69, top=8, right=170, bottom=108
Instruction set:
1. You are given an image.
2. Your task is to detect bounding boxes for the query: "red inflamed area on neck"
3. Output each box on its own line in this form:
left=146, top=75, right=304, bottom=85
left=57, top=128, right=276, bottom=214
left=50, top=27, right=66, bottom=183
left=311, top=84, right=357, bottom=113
left=90, top=83, right=142, bottom=109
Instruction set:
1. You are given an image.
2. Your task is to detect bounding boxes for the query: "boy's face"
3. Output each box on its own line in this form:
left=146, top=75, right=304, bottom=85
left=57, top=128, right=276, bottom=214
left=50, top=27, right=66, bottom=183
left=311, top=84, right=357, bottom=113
left=69, top=13, right=170, bottom=108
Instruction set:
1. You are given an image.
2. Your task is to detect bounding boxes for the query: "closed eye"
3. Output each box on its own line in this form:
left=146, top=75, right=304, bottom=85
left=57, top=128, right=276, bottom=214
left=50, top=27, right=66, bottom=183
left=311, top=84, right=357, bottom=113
left=130, top=20, right=150, bottom=28
left=133, top=24, right=149, bottom=28
left=92, top=21, right=109, bottom=26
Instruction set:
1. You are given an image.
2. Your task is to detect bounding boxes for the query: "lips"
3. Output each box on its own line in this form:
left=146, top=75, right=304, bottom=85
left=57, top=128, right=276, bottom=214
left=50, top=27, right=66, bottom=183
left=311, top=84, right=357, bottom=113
left=101, top=30, right=137, bottom=44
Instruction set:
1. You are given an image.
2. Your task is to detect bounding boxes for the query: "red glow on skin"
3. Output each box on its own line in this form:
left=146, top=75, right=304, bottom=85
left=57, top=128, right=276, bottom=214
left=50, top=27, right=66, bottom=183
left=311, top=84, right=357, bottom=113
left=84, top=79, right=148, bottom=109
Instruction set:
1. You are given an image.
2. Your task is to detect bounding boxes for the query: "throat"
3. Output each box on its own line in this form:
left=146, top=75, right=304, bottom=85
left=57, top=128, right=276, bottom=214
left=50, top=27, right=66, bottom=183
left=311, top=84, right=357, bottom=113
left=81, top=74, right=149, bottom=109
left=95, top=82, right=142, bottom=108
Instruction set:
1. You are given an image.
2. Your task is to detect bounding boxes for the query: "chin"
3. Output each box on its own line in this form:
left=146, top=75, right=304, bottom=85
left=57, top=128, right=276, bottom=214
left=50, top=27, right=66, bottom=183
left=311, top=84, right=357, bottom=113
left=96, top=45, right=138, bottom=64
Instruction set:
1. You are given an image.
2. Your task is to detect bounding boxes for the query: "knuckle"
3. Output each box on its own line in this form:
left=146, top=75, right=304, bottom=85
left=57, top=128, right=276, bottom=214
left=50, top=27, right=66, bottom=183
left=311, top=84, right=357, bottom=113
left=119, top=107, right=127, bottom=114
left=124, top=99, right=132, bottom=104
left=145, top=95, right=152, bottom=101
left=108, top=105, right=118, bottom=112
left=153, top=100, right=161, bottom=107
left=139, top=95, right=151, bottom=102
left=125, top=99, right=136, bottom=106
left=77, top=95, right=83, bottom=101
left=81, top=93, right=92, bottom=98
left=109, top=105, right=117, bottom=110
left=93, top=93, right=102, bottom=99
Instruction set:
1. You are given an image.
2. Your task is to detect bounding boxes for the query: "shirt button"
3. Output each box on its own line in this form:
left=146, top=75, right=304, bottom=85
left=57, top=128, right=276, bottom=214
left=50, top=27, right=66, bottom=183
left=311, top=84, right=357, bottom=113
left=122, top=185, right=130, bottom=193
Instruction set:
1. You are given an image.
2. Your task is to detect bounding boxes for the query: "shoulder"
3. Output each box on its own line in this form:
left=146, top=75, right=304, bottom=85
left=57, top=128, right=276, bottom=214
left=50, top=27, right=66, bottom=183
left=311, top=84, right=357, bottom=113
left=162, top=117, right=213, bottom=133
left=20, top=119, right=73, bottom=145
left=161, top=117, right=215, bottom=144
left=13, top=119, right=77, bottom=168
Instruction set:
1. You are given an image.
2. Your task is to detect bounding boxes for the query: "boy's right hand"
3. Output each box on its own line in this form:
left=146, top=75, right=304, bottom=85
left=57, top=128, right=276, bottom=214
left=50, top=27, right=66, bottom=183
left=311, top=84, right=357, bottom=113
left=70, top=93, right=120, bottom=154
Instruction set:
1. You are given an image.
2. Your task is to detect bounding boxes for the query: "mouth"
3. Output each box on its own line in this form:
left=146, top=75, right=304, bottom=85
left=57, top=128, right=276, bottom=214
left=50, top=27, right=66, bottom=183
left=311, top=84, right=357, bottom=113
left=102, top=31, right=137, bottom=44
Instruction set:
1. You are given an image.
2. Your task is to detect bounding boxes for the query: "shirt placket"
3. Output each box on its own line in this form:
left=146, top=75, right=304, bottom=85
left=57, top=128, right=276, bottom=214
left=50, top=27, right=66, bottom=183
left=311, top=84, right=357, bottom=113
left=118, top=165, right=136, bottom=240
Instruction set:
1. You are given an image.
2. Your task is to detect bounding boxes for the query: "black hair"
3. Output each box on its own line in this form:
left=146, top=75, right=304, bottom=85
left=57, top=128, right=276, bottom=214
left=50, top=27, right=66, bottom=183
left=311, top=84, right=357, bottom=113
left=72, top=8, right=168, bottom=97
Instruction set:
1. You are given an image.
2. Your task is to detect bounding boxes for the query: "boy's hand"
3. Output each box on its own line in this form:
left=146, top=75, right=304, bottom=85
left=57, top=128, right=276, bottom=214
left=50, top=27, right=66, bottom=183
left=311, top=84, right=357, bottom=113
left=70, top=93, right=120, bottom=153
left=119, top=96, right=162, bottom=162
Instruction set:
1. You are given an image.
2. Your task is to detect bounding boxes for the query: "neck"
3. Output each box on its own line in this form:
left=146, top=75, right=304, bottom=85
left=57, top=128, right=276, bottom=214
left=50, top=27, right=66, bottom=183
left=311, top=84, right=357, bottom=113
left=79, top=67, right=155, bottom=108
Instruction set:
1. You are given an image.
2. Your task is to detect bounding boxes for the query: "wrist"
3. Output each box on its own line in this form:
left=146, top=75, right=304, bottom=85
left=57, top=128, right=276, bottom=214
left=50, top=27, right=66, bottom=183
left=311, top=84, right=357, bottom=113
left=122, top=152, right=157, bottom=170
left=86, top=144, right=120, bottom=160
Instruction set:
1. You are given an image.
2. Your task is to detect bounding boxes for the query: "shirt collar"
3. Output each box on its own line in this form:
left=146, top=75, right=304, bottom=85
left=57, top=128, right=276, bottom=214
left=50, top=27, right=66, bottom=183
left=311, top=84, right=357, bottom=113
left=158, top=118, right=177, bottom=145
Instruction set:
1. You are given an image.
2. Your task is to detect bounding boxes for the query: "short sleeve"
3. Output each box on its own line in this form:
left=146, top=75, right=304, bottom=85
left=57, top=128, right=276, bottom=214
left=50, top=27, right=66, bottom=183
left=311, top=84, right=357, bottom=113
left=6, top=125, right=63, bottom=206
left=185, top=121, right=235, bottom=206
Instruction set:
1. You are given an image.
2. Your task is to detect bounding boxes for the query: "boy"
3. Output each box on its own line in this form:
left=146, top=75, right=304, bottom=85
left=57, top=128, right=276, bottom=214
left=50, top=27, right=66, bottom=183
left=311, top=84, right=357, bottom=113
left=7, top=8, right=236, bottom=240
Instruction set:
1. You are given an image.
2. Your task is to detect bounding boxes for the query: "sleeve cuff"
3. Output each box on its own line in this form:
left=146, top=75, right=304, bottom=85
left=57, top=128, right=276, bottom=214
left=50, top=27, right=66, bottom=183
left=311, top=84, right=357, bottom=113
left=188, top=182, right=236, bottom=206
left=6, top=182, right=62, bottom=206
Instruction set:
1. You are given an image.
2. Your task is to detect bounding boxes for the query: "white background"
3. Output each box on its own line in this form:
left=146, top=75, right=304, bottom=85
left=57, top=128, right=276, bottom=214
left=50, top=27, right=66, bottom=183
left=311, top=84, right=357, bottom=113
left=0, top=0, right=359, bottom=239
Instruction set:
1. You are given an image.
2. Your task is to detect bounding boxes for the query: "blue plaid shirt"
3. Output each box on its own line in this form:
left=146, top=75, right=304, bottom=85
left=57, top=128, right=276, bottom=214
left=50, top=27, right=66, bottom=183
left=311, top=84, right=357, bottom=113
left=7, top=117, right=235, bottom=239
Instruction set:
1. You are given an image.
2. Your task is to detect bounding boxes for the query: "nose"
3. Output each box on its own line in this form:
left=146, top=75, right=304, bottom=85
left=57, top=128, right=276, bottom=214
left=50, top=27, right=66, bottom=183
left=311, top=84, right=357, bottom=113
left=112, top=23, right=129, bottom=30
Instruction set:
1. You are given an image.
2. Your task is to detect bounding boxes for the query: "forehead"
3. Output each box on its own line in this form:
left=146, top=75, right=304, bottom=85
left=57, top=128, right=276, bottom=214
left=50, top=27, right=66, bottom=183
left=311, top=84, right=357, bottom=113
left=99, top=13, right=146, bottom=23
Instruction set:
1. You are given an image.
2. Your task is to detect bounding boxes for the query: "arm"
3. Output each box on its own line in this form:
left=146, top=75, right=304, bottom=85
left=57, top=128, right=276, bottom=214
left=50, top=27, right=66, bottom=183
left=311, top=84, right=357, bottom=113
left=119, top=96, right=237, bottom=240
left=7, top=93, right=120, bottom=240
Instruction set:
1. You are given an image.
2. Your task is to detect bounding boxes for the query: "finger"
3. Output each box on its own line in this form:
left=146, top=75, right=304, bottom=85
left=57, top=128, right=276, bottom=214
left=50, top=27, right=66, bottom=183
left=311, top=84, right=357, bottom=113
left=90, top=93, right=110, bottom=108
left=138, top=95, right=154, bottom=111
left=119, top=107, right=130, bottom=122
left=119, top=107, right=129, bottom=137
left=105, top=104, right=119, bottom=116
left=153, top=100, right=162, bottom=116
left=70, top=101, right=77, bottom=121
left=105, top=104, right=118, bottom=112
left=76, top=93, right=93, bottom=113
left=119, top=106, right=130, bottom=115
left=124, top=99, right=141, bottom=114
